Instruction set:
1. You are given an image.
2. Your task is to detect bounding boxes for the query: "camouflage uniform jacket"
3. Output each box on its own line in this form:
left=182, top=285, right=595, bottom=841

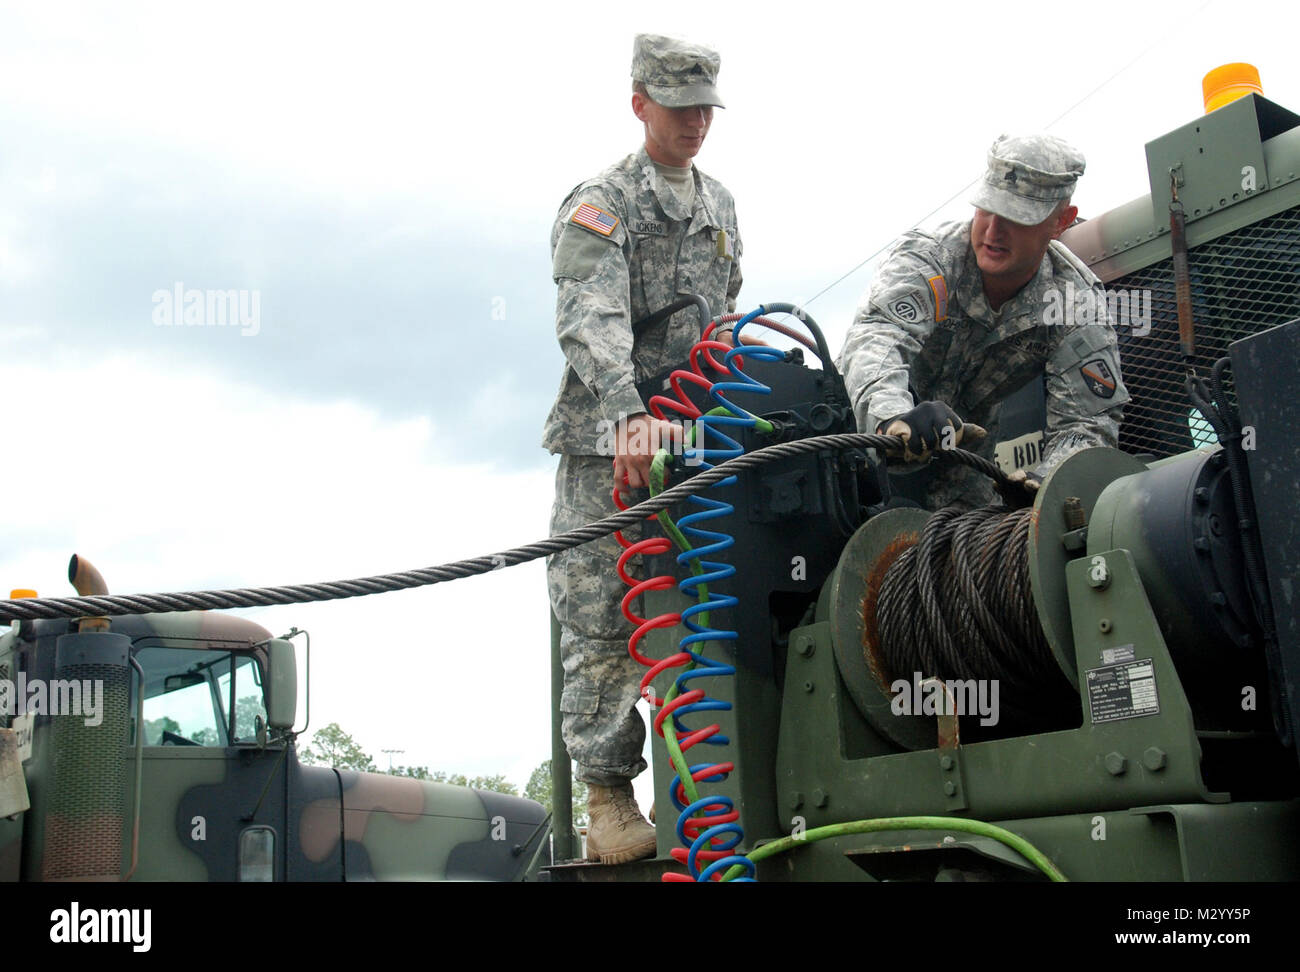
left=542, top=145, right=743, bottom=456
left=839, top=219, right=1128, bottom=479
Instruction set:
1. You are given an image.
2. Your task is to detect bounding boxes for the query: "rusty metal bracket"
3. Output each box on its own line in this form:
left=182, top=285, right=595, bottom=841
left=1169, top=168, right=1197, bottom=367
left=923, top=677, right=969, bottom=811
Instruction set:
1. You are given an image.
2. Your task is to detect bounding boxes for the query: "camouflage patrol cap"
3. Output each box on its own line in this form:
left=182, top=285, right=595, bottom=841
left=631, top=33, right=724, bottom=108
left=970, top=134, right=1086, bottom=226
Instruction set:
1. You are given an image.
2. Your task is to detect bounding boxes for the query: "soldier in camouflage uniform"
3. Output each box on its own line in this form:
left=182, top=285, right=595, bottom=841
left=543, top=34, right=742, bottom=864
left=839, top=135, right=1130, bottom=509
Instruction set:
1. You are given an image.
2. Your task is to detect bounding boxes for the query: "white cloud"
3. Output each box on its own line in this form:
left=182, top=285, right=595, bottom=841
left=0, top=352, right=559, bottom=782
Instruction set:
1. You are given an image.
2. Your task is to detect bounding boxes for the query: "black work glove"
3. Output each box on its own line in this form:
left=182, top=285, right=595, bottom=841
left=878, top=401, right=971, bottom=462
left=997, top=469, right=1043, bottom=508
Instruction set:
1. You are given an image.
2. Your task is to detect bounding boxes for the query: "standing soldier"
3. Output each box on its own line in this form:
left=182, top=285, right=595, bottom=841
left=838, top=135, right=1129, bottom=509
left=543, top=34, right=742, bottom=864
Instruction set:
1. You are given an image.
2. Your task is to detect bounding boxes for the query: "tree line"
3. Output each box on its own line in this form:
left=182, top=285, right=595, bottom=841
left=298, top=721, right=588, bottom=823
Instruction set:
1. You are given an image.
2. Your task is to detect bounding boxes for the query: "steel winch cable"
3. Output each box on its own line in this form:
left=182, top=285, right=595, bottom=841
left=874, top=503, right=1074, bottom=717
left=0, top=434, right=1010, bottom=623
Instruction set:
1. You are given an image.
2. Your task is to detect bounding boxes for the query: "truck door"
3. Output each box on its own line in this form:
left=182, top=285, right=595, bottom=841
left=129, top=644, right=289, bottom=881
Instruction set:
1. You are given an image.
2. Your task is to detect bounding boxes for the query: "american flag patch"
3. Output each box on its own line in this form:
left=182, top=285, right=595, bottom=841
left=571, top=203, right=619, bottom=237
left=928, top=275, right=948, bottom=322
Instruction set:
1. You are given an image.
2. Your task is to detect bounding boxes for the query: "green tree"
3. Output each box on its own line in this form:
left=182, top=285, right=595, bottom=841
left=408, top=769, right=520, bottom=795
left=180, top=697, right=266, bottom=747
left=294, top=724, right=524, bottom=796
left=430, top=770, right=468, bottom=786
left=467, top=773, right=519, bottom=796
left=298, top=722, right=377, bottom=771
left=235, top=694, right=266, bottom=737
left=525, top=759, right=588, bottom=826
left=143, top=715, right=180, bottom=745
left=425, top=770, right=519, bottom=795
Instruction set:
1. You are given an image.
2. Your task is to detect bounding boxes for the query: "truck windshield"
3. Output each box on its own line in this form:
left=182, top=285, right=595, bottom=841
left=130, top=646, right=266, bottom=746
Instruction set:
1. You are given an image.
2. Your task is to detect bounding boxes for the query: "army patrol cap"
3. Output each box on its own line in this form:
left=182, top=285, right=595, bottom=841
left=631, top=33, right=725, bottom=108
left=970, top=134, right=1086, bottom=226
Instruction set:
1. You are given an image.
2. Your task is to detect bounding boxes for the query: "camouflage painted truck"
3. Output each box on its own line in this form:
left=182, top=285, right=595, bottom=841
left=0, top=557, right=551, bottom=881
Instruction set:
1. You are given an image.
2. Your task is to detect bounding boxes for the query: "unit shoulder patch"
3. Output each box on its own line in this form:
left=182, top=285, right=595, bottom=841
left=891, top=294, right=923, bottom=323
left=1080, top=358, right=1117, bottom=398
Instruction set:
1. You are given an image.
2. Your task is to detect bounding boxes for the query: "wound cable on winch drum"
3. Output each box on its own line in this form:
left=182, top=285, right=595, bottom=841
left=874, top=504, right=1075, bottom=719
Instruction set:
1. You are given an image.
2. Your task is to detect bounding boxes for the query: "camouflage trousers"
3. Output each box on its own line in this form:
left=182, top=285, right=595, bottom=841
left=547, top=454, right=649, bottom=787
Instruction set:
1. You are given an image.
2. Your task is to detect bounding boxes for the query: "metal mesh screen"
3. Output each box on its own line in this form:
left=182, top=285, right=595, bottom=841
left=43, top=663, right=130, bottom=880
left=1109, top=205, right=1300, bottom=459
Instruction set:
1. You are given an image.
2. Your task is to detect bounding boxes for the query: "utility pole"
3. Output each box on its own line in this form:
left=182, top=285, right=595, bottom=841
left=382, top=748, right=405, bottom=773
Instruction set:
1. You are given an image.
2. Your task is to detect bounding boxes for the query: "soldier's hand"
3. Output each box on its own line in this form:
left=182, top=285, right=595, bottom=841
left=716, top=327, right=770, bottom=349
left=877, top=401, right=970, bottom=461
left=613, top=413, right=682, bottom=492
left=997, top=469, right=1043, bottom=507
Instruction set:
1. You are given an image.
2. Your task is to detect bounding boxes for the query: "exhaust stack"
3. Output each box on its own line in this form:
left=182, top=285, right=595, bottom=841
left=42, top=555, right=131, bottom=881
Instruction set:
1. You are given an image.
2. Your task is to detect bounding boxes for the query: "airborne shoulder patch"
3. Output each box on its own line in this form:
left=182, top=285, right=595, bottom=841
left=571, top=202, right=619, bottom=237
left=1080, top=358, right=1117, bottom=398
left=927, top=275, right=948, bottom=322
left=891, top=294, right=923, bottom=323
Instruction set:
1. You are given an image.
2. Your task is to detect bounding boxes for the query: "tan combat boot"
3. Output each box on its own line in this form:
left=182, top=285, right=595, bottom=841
left=585, top=783, right=657, bottom=865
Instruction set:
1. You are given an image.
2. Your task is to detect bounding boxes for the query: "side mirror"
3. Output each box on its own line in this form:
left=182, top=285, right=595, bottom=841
left=263, top=639, right=297, bottom=730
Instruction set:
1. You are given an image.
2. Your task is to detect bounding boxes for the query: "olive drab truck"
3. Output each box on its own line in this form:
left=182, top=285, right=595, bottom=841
left=0, top=556, right=551, bottom=882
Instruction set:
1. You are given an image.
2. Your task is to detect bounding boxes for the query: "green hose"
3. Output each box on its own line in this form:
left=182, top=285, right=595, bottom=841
left=719, top=816, right=1068, bottom=882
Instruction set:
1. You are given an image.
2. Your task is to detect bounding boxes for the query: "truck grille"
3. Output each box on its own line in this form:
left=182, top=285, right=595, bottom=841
left=1108, top=204, right=1300, bottom=459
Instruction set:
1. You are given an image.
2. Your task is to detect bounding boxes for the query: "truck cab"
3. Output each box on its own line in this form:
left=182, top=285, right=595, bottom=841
left=1, top=607, right=549, bottom=881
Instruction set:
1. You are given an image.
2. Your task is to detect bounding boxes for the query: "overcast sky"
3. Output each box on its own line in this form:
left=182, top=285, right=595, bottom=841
left=4, top=0, right=1299, bottom=801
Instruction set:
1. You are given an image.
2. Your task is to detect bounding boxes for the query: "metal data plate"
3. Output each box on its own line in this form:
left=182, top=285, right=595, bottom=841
left=1028, top=447, right=1147, bottom=687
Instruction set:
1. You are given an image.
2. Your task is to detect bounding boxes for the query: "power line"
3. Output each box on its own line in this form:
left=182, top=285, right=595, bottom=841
left=802, top=0, right=1216, bottom=309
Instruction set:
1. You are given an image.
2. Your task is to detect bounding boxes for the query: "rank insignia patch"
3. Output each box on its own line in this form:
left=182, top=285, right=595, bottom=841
left=1080, top=359, right=1116, bottom=398
left=571, top=203, right=619, bottom=237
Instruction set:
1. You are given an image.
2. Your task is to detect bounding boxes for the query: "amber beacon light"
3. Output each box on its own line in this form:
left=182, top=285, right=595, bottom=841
left=1203, top=62, right=1263, bottom=113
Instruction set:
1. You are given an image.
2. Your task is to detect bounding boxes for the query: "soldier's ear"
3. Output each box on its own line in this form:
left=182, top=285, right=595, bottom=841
left=1053, top=205, right=1079, bottom=238
left=632, top=91, right=650, bottom=122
